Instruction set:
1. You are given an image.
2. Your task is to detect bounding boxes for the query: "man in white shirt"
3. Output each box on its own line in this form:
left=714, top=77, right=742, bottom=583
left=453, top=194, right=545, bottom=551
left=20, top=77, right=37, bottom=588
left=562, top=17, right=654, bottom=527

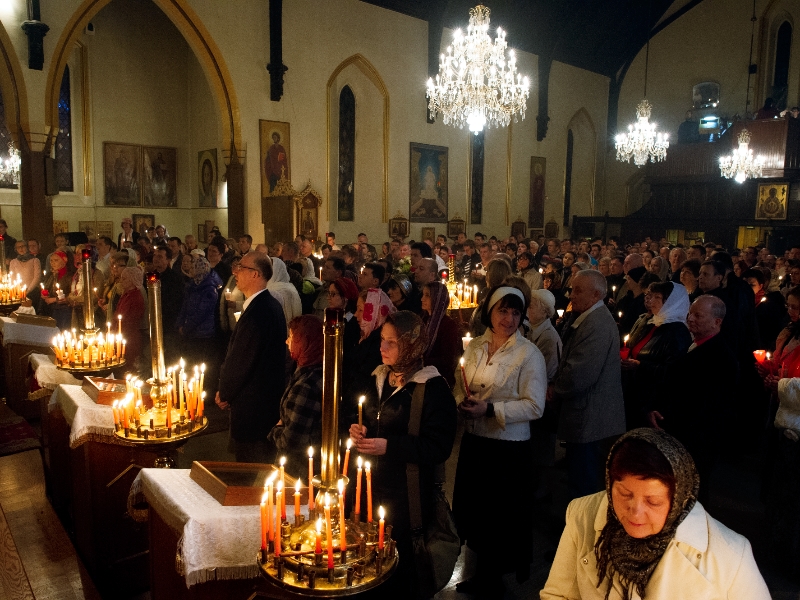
left=95, top=237, right=113, bottom=276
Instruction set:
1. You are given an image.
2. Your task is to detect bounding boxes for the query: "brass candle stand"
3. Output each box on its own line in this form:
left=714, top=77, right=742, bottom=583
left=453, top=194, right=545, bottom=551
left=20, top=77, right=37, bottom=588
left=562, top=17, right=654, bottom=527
left=259, top=308, right=397, bottom=595
left=445, top=254, right=478, bottom=312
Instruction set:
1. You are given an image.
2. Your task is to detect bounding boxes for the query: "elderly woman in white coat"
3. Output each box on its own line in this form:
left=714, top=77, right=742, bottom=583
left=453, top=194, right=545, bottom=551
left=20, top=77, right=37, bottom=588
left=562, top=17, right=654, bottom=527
left=266, top=256, right=302, bottom=326
left=453, top=286, right=547, bottom=597
left=541, top=428, right=769, bottom=600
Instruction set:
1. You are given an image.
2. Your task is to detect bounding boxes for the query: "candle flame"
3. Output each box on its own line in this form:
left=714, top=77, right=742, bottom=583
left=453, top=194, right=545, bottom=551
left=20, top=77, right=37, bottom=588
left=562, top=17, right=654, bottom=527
left=358, top=395, right=365, bottom=406
left=316, top=518, right=322, bottom=533
left=357, top=456, right=363, bottom=468
left=379, top=506, right=385, bottom=519
left=365, top=461, right=371, bottom=471
left=338, top=479, right=344, bottom=494
left=277, top=480, right=283, bottom=492
left=280, top=456, right=286, bottom=467
left=460, top=357, right=465, bottom=366
left=624, top=335, right=630, bottom=343
left=308, top=446, right=314, bottom=458
left=261, top=492, right=268, bottom=504
left=346, top=438, right=352, bottom=449
left=296, top=479, right=301, bottom=492
left=267, top=472, right=277, bottom=484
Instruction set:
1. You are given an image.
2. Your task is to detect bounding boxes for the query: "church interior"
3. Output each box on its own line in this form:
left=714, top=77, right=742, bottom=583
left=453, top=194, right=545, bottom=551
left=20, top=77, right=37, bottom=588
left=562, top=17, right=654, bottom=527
left=0, top=0, right=799, bottom=598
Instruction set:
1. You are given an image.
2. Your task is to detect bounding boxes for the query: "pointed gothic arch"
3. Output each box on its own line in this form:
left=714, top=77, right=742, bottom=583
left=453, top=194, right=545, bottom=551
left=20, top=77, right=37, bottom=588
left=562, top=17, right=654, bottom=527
left=326, top=54, right=389, bottom=222
left=565, top=107, right=597, bottom=220
left=44, top=0, right=241, bottom=155
left=0, top=20, right=29, bottom=148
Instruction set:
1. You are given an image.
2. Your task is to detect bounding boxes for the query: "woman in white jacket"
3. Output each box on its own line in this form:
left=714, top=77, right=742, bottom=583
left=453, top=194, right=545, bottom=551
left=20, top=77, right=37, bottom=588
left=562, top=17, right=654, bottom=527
left=453, top=286, right=547, bottom=597
left=541, top=428, right=769, bottom=600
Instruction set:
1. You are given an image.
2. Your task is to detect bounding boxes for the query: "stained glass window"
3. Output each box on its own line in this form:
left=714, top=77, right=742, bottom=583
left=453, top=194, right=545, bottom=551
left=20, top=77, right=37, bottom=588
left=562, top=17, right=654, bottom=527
left=0, top=86, right=16, bottom=189
left=337, top=85, right=355, bottom=221
left=55, top=66, right=73, bottom=192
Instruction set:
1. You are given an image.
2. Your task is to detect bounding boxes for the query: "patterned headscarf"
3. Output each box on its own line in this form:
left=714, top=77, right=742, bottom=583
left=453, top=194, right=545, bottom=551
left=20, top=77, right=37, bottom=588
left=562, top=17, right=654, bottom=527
left=52, top=251, right=68, bottom=279
left=119, top=266, right=144, bottom=293
left=386, top=310, right=427, bottom=378
left=422, top=282, right=449, bottom=361
left=359, top=288, right=395, bottom=341
left=190, top=255, right=212, bottom=285
left=595, top=428, right=699, bottom=600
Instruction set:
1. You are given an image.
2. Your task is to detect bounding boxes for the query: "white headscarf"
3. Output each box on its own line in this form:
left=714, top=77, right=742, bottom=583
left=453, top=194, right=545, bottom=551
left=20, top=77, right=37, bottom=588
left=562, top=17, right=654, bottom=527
left=652, top=282, right=690, bottom=327
left=266, top=257, right=302, bottom=325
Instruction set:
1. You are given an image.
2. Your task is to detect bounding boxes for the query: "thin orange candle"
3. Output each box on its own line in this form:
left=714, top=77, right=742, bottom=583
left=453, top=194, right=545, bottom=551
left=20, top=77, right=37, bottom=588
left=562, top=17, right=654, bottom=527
left=358, top=396, right=365, bottom=429
left=342, top=438, right=351, bottom=475
left=378, top=506, right=385, bottom=550
left=111, top=400, right=119, bottom=425
left=324, top=494, right=334, bottom=569
left=365, top=461, right=373, bottom=523
left=355, top=456, right=363, bottom=519
left=294, top=480, right=301, bottom=524
left=308, top=447, right=315, bottom=511
left=117, top=314, right=122, bottom=337
left=315, top=518, right=322, bottom=554
left=338, top=479, right=347, bottom=551
left=275, top=481, right=283, bottom=557
left=279, top=457, right=287, bottom=521
left=260, top=493, right=268, bottom=551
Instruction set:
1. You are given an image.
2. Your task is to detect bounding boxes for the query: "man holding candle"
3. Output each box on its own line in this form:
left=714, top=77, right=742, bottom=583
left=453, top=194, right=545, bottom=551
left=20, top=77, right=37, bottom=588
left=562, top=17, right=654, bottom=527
left=216, top=252, right=287, bottom=463
left=550, top=270, right=625, bottom=500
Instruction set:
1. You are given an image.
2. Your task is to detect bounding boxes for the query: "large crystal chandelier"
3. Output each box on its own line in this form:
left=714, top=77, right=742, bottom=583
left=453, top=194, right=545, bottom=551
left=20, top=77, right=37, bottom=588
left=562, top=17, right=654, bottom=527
left=615, top=99, right=669, bottom=166
left=426, top=5, right=530, bottom=134
left=719, top=128, right=764, bottom=183
left=0, top=141, right=20, bottom=186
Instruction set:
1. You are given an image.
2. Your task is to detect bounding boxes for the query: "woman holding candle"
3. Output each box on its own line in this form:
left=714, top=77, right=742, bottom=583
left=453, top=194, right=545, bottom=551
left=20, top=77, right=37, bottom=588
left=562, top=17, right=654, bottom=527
left=621, top=281, right=691, bottom=429
left=420, top=281, right=460, bottom=389
left=175, top=254, right=222, bottom=366
left=349, top=310, right=457, bottom=598
left=616, top=266, right=658, bottom=337
left=10, top=239, right=41, bottom=307
left=453, top=286, right=547, bottom=596
left=541, top=428, right=769, bottom=599
left=38, top=251, right=73, bottom=329
left=114, top=267, right=145, bottom=369
left=267, top=315, right=324, bottom=474
left=758, top=287, right=800, bottom=388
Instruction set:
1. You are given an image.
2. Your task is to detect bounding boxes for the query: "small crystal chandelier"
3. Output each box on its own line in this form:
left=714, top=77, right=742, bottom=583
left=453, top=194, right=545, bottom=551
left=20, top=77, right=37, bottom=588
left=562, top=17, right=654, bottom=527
left=719, top=128, right=764, bottom=183
left=0, top=141, right=21, bottom=186
left=426, top=5, right=530, bottom=134
left=615, top=24, right=668, bottom=166
left=615, top=100, right=669, bottom=166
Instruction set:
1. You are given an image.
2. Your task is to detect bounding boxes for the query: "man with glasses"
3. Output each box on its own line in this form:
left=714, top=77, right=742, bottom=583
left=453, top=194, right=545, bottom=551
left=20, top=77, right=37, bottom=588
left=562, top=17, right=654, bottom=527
left=216, top=253, right=287, bottom=463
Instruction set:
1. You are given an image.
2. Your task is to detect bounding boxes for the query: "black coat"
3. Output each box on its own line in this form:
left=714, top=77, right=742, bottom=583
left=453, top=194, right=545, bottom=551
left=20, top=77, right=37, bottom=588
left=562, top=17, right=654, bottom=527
left=157, top=266, right=184, bottom=336
left=218, top=290, right=287, bottom=442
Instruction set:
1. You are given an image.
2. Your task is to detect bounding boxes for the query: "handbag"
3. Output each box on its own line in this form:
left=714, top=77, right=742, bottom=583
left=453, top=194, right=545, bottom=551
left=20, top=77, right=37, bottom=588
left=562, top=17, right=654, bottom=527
left=406, top=382, right=461, bottom=598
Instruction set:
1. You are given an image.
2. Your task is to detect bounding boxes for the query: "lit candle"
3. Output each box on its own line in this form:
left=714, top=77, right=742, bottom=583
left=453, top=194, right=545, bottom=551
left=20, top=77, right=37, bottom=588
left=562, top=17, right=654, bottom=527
left=754, top=350, right=767, bottom=364
left=260, top=492, right=268, bottom=552
left=462, top=331, right=472, bottom=351
left=308, top=447, right=315, bottom=511
left=623, top=334, right=630, bottom=347
left=199, top=363, right=205, bottom=396
left=342, top=438, right=351, bottom=475
left=279, top=457, right=287, bottom=521
left=365, top=461, right=373, bottom=523
left=267, top=473, right=276, bottom=542
left=315, top=517, right=323, bottom=555
left=324, top=493, right=334, bottom=569
left=557, top=309, right=565, bottom=318
left=358, top=396, right=365, bottom=429
left=355, top=456, right=363, bottom=519
left=294, top=480, right=301, bottom=525
left=338, top=479, right=347, bottom=551
left=459, top=357, right=471, bottom=399
left=117, top=314, right=122, bottom=337
left=378, top=506, right=385, bottom=550
left=111, top=400, right=119, bottom=426
left=612, top=285, right=617, bottom=294
left=472, top=285, right=478, bottom=305
left=618, top=311, right=623, bottom=319
left=275, top=481, right=282, bottom=557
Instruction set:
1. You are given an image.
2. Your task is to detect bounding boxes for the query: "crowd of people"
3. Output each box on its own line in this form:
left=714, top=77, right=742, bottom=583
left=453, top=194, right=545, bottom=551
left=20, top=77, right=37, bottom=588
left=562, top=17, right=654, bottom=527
left=15, top=216, right=800, bottom=598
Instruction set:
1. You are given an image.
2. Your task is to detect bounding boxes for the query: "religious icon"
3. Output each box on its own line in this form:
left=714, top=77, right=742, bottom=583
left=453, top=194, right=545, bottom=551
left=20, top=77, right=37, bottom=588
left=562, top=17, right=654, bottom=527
left=260, top=120, right=291, bottom=198
left=755, top=183, right=788, bottom=220
left=409, top=143, right=448, bottom=223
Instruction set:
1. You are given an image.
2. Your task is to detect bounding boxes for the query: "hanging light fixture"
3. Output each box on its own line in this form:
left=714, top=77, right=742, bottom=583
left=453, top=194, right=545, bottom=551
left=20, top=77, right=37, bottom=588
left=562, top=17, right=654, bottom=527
left=719, top=129, right=764, bottom=183
left=0, top=141, right=21, bottom=186
left=615, top=11, right=668, bottom=166
left=426, top=5, right=530, bottom=134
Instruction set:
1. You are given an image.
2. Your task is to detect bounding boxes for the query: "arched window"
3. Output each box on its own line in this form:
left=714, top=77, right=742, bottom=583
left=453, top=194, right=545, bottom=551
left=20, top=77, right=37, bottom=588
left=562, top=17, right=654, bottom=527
left=55, top=66, right=73, bottom=192
left=563, top=130, right=574, bottom=226
left=772, top=21, right=792, bottom=109
left=337, top=85, right=355, bottom=221
left=0, top=87, right=16, bottom=189
left=470, top=130, right=484, bottom=224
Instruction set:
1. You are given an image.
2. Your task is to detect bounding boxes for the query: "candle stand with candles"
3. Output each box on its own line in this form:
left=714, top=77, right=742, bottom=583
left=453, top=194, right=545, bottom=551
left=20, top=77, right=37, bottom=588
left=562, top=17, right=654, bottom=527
left=112, top=272, right=207, bottom=467
left=444, top=254, right=479, bottom=328
left=258, top=309, right=397, bottom=595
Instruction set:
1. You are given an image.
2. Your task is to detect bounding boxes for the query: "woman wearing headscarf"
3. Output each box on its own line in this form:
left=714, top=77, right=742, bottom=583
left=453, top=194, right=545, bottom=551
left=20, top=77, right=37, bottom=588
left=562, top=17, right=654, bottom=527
left=114, top=266, right=145, bottom=368
left=266, top=257, right=302, bottom=326
left=383, top=273, right=420, bottom=313
left=39, top=250, right=73, bottom=329
left=327, top=276, right=360, bottom=352
left=420, top=281, right=460, bottom=388
left=349, top=311, right=457, bottom=599
left=267, top=315, right=324, bottom=474
left=175, top=254, right=222, bottom=364
left=453, top=286, right=547, bottom=596
left=621, top=281, right=692, bottom=429
left=541, top=428, right=769, bottom=599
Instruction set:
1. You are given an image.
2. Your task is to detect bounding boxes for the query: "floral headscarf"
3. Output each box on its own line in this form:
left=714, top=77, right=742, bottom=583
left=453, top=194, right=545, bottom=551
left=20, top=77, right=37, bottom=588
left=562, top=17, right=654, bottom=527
left=119, top=266, right=144, bottom=293
left=359, top=288, right=395, bottom=341
left=190, top=255, right=212, bottom=285
left=423, top=282, right=449, bottom=361
left=595, top=428, right=699, bottom=600
left=386, top=310, right=427, bottom=377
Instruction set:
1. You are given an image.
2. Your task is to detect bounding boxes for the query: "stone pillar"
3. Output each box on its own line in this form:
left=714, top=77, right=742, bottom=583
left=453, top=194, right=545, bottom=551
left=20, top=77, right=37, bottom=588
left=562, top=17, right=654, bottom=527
left=225, top=144, right=244, bottom=238
left=19, top=132, right=54, bottom=252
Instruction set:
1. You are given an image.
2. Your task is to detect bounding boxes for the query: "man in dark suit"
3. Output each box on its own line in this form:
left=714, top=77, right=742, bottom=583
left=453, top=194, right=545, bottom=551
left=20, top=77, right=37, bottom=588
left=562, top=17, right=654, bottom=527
left=647, top=295, right=737, bottom=504
left=215, top=252, right=287, bottom=462
left=550, top=270, right=626, bottom=500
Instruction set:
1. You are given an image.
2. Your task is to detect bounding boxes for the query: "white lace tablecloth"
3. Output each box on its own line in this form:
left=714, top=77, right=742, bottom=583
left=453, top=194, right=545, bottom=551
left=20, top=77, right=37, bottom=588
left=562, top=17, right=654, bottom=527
left=48, top=384, right=115, bottom=448
left=31, top=353, right=81, bottom=390
left=130, top=468, right=305, bottom=587
left=0, top=316, right=59, bottom=347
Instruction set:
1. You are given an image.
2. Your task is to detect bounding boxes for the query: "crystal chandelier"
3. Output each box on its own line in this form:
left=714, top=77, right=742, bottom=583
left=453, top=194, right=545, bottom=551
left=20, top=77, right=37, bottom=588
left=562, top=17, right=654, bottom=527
left=426, top=5, right=530, bottom=134
left=615, top=99, right=669, bottom=166
left=719, top=128, right=764, bottom=183
left=0, top=141, right=21, bottom=186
